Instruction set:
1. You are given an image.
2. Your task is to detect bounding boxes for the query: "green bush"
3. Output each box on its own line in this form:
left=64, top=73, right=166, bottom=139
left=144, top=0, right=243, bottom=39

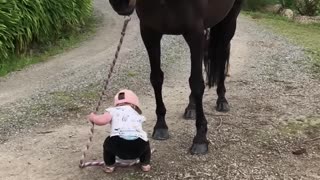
left=244, top=0, right=320, bottom=16
left=295, top=0, right=320, bottom=16
left=0, top=0, right=92, bottom=62
left=243, top=0, right=278, bottom=11
left=279, top=0, right=295, bottom=8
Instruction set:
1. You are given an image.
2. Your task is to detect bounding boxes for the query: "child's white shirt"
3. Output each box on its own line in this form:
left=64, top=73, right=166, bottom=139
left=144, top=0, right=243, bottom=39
left=106, top=105, right=148, bottom=142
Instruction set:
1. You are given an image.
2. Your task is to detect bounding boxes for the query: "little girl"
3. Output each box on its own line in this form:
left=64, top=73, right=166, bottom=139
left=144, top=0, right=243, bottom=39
left=88, top=89, right=151, bottom=173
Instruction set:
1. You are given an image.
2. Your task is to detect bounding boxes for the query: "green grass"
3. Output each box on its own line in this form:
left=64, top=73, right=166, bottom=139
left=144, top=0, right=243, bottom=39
left=49, top=87, right=100, bottom=113
left=0, top=15, right=100, bottom=77
left=127, top=71, right=137, bottom=77
left=280, top=117, right=320, bottom=138
left=243, top=11, right=320, bottom=74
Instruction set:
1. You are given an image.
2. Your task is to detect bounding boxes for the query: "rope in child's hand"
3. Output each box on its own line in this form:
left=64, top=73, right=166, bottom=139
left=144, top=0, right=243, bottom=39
left=80, top=148, right=156, bottom=168
left=79, top=16, right=131, bottom=169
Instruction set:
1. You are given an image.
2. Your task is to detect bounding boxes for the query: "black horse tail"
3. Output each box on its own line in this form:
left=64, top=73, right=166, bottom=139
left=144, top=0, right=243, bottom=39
left=203, top=28, right=230, bottom=88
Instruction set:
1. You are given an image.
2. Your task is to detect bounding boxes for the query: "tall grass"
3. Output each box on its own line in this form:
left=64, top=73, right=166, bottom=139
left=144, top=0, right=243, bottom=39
left=0, top=0, right=92, bottom=63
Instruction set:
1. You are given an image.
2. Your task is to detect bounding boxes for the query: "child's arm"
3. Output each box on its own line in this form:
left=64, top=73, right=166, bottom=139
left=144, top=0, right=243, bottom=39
left=88, top=112, right=112, bottom=126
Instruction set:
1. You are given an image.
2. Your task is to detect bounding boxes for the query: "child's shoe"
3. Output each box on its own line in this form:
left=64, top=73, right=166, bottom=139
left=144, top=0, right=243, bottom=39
left=104, top=166, right=115, bottom=173
left=141, top=164, right=151, bottom=172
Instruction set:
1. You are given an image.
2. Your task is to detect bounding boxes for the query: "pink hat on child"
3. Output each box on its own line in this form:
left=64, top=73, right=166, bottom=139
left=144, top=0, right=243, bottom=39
left=114, top=89, right=140, bottom=108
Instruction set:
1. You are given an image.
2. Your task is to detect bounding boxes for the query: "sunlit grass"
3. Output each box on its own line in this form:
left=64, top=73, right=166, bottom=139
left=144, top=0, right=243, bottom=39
left=243, top=11, right=320, bottom=74
left=0, top=15, right=100, bottom=76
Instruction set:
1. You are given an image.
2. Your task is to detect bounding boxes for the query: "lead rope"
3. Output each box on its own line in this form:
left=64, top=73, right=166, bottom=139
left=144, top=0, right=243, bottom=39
left=79, top=16, right=131, bottom=168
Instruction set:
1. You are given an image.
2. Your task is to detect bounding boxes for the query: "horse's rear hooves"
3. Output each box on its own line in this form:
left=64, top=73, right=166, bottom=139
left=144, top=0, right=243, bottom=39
left=216, top=99, right=230, bottom=112
left=183, top=106, right=196, bottom=120
left=190, top=143, right=208, bottom=155
left=152, top=128, right=169, bottom=140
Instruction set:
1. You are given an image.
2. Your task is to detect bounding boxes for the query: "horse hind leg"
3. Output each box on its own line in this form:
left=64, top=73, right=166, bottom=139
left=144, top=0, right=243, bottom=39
left=226, top=61, right=231, bottom=77
left=183, top=29, right=210, bottom=120
left=207, top=1, right=242, bottom=112
left=210, top=33, right=230, bottom=112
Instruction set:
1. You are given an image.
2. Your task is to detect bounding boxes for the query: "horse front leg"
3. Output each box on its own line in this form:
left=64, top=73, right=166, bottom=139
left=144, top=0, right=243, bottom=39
left=140, top=25, right=169, bottom=140
left=183, top=28, right=209, bottom=155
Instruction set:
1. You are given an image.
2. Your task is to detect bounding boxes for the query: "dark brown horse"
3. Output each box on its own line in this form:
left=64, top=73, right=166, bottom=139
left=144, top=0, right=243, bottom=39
left=109, top=0, right=243, bottom=154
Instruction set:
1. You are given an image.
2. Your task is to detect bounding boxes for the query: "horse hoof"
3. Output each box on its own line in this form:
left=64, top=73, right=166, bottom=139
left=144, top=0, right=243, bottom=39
left=183, top=107, right=196, bottom=120
left=152, top=129, right=169, bottom=140
left=190, top=143, right=208, bottom=155
left=216, top=100, right=230, bottom=112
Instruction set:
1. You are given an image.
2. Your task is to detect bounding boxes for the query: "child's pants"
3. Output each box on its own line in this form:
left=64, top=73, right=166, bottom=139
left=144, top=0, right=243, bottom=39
left=103, top=136, right=151, bottom=166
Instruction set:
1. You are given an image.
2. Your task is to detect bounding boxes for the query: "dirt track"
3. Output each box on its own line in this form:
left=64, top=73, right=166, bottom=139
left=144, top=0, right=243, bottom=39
left=0, top=0, right=320, bottom=179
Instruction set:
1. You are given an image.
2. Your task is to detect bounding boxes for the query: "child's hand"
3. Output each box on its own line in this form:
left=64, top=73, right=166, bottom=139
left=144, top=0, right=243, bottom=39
left=87, top=112, right=112, bottom=126
left=88, top=112, right=96, bottom=123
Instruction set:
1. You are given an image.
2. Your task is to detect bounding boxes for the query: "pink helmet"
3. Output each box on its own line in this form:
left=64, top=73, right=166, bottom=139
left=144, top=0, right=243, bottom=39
left=114, top=89, right=140, bottom=108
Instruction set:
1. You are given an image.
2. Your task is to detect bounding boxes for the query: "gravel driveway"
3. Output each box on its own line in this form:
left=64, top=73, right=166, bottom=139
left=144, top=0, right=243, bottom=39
left=0, top=0, right=319, bottom=179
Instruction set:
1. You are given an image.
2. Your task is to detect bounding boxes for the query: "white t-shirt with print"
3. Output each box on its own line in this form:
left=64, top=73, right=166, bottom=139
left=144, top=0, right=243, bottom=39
left=106, top=105, right=148, bottom=142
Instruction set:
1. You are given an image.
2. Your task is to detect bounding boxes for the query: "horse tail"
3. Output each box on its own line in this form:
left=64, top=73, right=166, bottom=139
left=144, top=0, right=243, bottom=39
left=203, top=28, right=230, bottom=88
left=203, top=29, right=211, bottom=86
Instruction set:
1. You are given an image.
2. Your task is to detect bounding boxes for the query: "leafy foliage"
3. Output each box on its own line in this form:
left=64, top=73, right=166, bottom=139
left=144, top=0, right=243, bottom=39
left=0, top=0, right=92, bottom=62
left=243, top=0, right=279, bottom=11
left=244, top=0, right=320, bottom=16
left=279, top=0, right=295, bottom=8
left=295, top=0, right=320, bottom=16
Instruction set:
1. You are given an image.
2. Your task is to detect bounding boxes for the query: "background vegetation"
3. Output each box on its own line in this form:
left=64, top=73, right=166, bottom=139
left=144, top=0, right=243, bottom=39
left=243, top=0, right=320, bottom=74
left=243, top=0, right=278, bottom=11
left=0, top=0, right=93, bottom=76
left=243, top=0, right=320, bottom=16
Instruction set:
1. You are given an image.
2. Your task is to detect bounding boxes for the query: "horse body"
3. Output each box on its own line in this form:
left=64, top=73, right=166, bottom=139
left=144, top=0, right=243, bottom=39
left=135, top=0, right=236, bottom=34
left=205, top=0, right=237, bottom=27
left=109, top=0, right=243, bottom=155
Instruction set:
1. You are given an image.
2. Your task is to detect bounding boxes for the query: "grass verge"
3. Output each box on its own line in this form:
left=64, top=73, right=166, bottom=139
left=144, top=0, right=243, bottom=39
left=242, top=11, right=320, bottom=74
left=0, top=15, right=101, bottom=77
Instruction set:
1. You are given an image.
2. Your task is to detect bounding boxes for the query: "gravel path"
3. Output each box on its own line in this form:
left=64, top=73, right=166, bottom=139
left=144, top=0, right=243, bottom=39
left=0, top=1, right=319, bottom=179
